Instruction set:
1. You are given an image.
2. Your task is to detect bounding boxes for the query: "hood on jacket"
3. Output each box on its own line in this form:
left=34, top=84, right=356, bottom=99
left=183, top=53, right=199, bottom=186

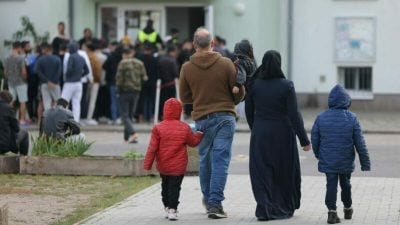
left=68, top=42, right=79, bottom=54
left=234, top=39, right=254, bottom=59
left=189, top=51, right=221, bottom=69
left=163, top=98, right=182, bottom=120
left=328, top=84, right=352, bottom=109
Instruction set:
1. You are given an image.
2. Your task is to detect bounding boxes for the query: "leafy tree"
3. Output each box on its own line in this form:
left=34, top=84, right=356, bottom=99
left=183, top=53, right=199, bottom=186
left=3, top=16, right=49, bottom=47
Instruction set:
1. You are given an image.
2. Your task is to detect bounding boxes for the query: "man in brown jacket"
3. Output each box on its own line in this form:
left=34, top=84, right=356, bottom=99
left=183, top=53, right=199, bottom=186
left=179, top=27, right=244, bottom=219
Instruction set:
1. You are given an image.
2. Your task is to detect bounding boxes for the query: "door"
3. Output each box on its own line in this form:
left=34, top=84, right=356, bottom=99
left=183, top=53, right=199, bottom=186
left=98, top=4, right=163, bottom=42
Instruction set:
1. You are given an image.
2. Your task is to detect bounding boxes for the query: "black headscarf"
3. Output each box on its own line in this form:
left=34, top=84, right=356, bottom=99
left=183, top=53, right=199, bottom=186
left=254, top=50, right=285, bottom=80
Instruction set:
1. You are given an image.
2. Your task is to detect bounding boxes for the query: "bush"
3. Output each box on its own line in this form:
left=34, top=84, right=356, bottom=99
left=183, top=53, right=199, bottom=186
left=123, top=149, right=144, bottom=160
left=31, top=135, right=92, bottom=157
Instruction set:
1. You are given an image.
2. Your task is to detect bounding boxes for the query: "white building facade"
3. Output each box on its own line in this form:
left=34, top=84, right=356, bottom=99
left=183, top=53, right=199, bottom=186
left=292, top=0, right=400, bottom=110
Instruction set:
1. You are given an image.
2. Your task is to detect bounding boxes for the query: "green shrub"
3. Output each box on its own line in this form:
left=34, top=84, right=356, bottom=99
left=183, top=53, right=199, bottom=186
left=123, top=149, right=144, bottom=160
left=31, top=135, right=92, bottom=157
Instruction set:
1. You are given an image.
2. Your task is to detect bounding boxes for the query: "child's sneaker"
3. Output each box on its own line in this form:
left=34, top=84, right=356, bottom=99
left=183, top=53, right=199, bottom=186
left=168, top=208, right=178, bottom=221
left=344, top=207, right=353, bottom=219
left=327, top=210, right=341, bottom=224
left=164, top=207, right=169, bottom=219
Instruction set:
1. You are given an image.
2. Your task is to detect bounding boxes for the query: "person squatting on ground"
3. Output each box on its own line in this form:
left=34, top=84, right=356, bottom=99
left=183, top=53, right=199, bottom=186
left=35, top=42, right=62, bottom=111
left=61, top=42, right=89, bottom=122
left=179, top=27, right=245, bottom=219
left=115, top=48, right=148, bottom=143
left=311, top=84, right=371, bottom=224
left=40, top=98, right=82, bottom=141
left=232, top=39, right=257, bottom=94
left=143, top=98, right=203, bottom=221
left=0, top=90, right=29, bottom=155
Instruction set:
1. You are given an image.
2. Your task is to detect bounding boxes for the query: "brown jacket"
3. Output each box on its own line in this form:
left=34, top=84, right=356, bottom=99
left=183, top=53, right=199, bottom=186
left=179, top=51, right=245, bottom=120
left=88, top=52, right=102, bottom=83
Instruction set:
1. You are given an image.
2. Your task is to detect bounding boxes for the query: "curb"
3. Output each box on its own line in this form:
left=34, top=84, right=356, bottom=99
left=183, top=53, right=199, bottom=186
left=25, top=125, right=400, bottom=135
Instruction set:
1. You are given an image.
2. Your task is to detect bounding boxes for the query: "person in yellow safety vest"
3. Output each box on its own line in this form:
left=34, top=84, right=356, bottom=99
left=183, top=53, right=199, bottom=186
left=137, top=20, right=164, bottom=49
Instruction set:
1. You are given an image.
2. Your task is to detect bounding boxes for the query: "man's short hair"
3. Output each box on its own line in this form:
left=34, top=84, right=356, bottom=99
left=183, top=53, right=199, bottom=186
left=166, top=45, right=177, bottom=54
left=12, top=41, right=22, bottom=49
left=40, top=42, right=51, bottom=50
left=21, top=41, right=30, bottom=48
left=122, top=48, right=132, bottom=55
left=193, top=27, right=212, bottom=49
left=0, top=91, right=13, bottom=104
left=57, top=98, right=69, bottom=108
left=58, top=21, right=65, bottom=26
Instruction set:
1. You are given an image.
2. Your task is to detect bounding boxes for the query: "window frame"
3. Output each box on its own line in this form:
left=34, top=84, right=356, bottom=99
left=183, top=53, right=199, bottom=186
left=338, top=66, right=374, bottom=100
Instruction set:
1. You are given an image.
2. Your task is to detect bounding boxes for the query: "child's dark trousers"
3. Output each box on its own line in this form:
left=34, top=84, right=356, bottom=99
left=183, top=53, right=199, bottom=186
left=161, top=174, right=184, bottom=210
left=325, top=173, right=352, bottom=210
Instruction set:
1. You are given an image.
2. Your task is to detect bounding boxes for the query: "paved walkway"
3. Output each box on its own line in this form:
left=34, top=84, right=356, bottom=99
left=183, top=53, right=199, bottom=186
left=76, top=175, right=400, bottom=225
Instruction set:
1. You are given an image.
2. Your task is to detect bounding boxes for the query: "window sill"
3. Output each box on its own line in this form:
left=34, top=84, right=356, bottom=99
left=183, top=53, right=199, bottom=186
left=347, top=90, right=374, bottom=100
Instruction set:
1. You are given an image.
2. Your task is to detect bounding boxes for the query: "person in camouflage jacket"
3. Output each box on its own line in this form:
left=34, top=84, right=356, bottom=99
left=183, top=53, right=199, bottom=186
left=116, top=48, right=148, bottom=143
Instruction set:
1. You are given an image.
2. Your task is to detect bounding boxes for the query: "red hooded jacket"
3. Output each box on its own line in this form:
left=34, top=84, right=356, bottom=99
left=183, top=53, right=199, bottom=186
left=144, top=98, right=203, bottom=176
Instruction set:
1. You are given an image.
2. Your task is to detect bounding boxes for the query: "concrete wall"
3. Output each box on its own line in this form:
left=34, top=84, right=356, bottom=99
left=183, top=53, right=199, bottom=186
left=0, top=0, right=68, bottom=59
left=292, top=0, right=400, bottom=95
left=211, top=0, right=284, bottom=66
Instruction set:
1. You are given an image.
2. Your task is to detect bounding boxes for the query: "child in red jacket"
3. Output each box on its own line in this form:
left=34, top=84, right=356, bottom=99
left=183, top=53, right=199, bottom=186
left=144, top=98, right=203, bottom=221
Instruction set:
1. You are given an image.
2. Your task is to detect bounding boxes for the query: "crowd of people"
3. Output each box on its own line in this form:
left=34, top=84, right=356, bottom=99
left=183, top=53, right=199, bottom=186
left=0, top=20, right=241, bottom=144
left=0, top=20, right=372, bottom=224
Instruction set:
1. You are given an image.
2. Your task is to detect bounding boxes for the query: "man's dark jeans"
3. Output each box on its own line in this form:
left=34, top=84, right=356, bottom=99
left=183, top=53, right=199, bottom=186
left=118, top=92, right=139, bottom=141
left=161, top=174, right=184, bottom=210
left=325, top=173, right=352, bottom=210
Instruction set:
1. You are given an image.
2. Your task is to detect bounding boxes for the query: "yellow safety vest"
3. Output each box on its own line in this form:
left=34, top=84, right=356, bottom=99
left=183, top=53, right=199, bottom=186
left=138, top=30, right=158, bottom=43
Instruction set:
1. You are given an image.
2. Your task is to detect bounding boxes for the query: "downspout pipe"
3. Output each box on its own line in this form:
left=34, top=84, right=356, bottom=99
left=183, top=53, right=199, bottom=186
left=287, top=0, right=293, bottom=80
left=68, top=0, right=74, bottom=39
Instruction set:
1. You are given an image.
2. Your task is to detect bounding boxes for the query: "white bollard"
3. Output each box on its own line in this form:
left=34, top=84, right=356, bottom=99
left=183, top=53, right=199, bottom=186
left=0, top=79, right=4, bottom=91
left=154, top=79, right=161, bottom=125
left=175, top=78, right=180, bottom=101
left=175, top=78, right=184, bottom=121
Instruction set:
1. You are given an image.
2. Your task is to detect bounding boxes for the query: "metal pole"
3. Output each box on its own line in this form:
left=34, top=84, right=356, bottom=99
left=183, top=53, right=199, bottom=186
left=287, top=0, right=294, bottom=80
left=175, top=78, right=184, bottom=121
left=154, top=79, right=161, bottom=125
left=68, top=0, right=74, bottom=39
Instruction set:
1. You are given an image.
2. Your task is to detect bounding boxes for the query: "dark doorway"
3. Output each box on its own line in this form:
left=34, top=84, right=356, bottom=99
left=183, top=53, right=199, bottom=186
left=166, top=7, right=205, bottom=43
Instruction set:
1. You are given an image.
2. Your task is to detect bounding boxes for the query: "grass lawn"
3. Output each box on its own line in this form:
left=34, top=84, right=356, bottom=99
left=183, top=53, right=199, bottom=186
left=0, top=174, right=160, bottom=225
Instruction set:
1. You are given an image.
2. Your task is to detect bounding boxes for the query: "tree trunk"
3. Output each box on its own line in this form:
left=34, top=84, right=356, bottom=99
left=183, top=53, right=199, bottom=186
left=0, top=204, right=8, bottom=225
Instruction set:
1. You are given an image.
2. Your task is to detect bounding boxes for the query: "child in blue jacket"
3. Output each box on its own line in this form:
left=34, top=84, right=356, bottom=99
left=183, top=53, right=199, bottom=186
left=311, top=84, right=371, bottom=224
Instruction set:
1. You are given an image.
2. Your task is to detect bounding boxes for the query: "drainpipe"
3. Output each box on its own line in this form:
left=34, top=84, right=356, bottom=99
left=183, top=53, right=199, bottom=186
left=287, top=0, right=293, bottom=80
left=68, top=0, right=74, bottom=39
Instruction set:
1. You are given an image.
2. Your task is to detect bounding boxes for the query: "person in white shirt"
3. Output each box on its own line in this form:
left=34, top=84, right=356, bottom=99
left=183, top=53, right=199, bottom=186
left=63, top=42, right=93, bottom=122
left=61, top=42, right=91, bottom=122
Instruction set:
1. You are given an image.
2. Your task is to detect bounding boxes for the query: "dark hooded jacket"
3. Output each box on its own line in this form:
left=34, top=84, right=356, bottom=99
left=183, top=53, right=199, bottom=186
left=233, top=40, right=257, bottom=87
left=179, top=51, right=245, bottom=120
left=143, top=98, right=203, bottom=175
left=65, top=43, right=89, bottom=82
left=311, top=85, right=371, bottom=173
left=0, top=100, right=19, bottom=153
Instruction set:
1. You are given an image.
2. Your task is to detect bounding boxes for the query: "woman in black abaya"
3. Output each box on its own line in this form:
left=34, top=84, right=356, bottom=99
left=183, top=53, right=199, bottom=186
left=245, top=50, right=311, bottom=221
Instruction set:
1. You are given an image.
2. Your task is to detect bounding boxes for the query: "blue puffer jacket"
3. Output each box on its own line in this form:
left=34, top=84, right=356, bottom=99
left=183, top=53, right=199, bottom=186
left=311, top=85, right=371, bottom=173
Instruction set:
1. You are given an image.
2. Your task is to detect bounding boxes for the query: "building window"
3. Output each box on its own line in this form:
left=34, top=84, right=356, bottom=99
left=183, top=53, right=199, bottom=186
left=338, top=67, right=373, bottom=99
